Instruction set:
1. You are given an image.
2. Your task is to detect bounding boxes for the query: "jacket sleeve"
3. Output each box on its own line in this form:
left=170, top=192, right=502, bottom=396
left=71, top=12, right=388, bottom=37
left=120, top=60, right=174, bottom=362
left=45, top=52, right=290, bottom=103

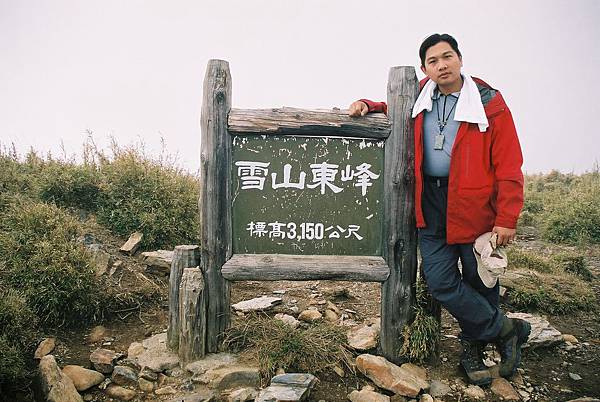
left=490, top=107, right=524, bottom=229
left=359, top=99, right=388, bottom=115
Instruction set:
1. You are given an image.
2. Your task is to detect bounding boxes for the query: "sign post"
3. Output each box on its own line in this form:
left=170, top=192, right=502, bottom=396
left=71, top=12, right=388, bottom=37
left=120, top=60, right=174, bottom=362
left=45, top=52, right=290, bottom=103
left=198, top=59, right=418, bottom=363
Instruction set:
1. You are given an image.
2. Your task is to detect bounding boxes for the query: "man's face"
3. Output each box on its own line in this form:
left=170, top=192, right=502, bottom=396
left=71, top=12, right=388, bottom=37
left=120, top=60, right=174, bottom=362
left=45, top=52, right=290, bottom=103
left=420, top=41, right=463, bottom=88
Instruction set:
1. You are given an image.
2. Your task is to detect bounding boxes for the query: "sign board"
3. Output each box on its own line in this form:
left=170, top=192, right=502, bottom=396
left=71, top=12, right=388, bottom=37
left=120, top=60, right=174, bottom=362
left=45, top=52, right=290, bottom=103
left=231, top=135, right=384, bottom=256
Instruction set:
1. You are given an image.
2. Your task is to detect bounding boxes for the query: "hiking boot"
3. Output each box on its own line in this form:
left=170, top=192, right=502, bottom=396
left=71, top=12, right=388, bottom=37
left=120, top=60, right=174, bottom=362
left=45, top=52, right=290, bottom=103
left=495, top=317, right=531, bottom=377
left=460, top=338, right=492, bottom=386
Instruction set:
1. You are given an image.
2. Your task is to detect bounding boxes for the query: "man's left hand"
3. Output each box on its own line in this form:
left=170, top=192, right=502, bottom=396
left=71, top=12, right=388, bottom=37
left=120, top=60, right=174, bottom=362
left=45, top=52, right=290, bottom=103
left=492, top=226, right=516, bottom=246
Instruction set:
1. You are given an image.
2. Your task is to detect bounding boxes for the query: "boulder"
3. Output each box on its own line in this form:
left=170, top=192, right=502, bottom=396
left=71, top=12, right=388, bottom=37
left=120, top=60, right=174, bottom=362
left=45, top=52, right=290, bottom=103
left=90, top=348, right=120, bottom=374
left=275, top=313, right=300, bottom=329
left=38, top=355, right=83, bottom=402
left=348, top=388, right=390, bottom=402
left=111, top=366, right=138, bottom=386
left=347, top=323, right=379, bottom=350
left=298, top=309, right=322, bottom=322
left=35, top=338, right=56, bottom=359
left=130, top=333, right=179, bottom=373
left=197, top=365, right=260, bottom=391
left=506, top=312, right=563, bottom=348
left=105, top=384, right=136, bottom=401
left=232, top=296, right=282, bottom=313
left=62, top=365, right=105, bottom=392
left=120, top=232, right=143, bottom=255
left=355, top=354, right=428, bottom=398
left=142, top=250, right=174, bottom=276
left=490, top=378, right=520, bottom=400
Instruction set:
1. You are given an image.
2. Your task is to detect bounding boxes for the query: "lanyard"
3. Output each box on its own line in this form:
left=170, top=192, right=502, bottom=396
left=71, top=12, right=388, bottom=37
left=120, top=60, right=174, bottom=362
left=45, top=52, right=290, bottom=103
left=435, top=94, right=458, bottom=134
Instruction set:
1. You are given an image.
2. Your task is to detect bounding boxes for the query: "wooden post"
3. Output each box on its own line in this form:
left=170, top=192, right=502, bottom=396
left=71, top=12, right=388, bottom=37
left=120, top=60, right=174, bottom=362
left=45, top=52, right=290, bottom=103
left=178, top=268, right=206, bottom=363
left=167, top=245, right=200, bottom=350
left=199, top=59, right=232, bottom=352
left=380, top=66, right=419, bottom=364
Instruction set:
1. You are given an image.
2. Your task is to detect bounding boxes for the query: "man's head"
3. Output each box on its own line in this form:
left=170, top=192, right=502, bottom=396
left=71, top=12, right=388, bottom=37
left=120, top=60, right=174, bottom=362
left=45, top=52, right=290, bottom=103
left=419, top=33, right=463, bottom=93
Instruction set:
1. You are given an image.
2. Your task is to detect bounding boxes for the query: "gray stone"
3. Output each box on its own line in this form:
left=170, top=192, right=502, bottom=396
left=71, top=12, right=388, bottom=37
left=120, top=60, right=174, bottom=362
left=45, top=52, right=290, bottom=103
left=62, top=365, right=105, bottom=392
left=120, top=232, right=143, bottom=255
left=506, top=312, right=563, bottom=349
left=348, top=388, right=390, bottom=402
left=139, top=366, right=159, bottom=381
left=490, top=378, right=520, bottom=400
left=111, top=366, right=138, bottom=386
left=463, top=385, right=486, bottom=400
left=91, top=248, right=112, bottom=277
left=355, top=354, right=428, bottom=398
left=142, top=250, right=174, bottom=276
left=298, top=309, right=322, bottom=322
left=130, top=333, right=179, bottom=373
left=34, top=337, right=56, bottom=359
left=419, top=395, right=434, bottom=402
left=185, top=353, right=238, bottom=375
left=167, top=390, right=216, bottom=402
left=105, top=384, right=136, bottom=401
left=429, top=379, right=451, bottom=397
left=324, top=309, right=338, bottom=323
left=271, top=373, right=317, bottom=388
left=227, top=387, right=259, bottom=402
left=138, top=377, right=155, bottom=392
left=275, top=313, right=300, bottom=329
left=90, top=348, right=120, bottom=374
left=256, top=384, right=312, bottom=402
left=155, top=385, right=178, bottom=395
left=38, top=355, right=83, bottom=402
left=568, top=372, right=583, bottom=381
left=347, top=323, right=379, bottom=350
left=232, top=296, right=282, bottom=313
left=198, top=365, right=260, bottom=391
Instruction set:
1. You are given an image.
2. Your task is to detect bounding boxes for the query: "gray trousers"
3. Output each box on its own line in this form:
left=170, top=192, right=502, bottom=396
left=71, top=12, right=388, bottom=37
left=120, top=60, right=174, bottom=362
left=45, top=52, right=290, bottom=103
left=418, top=179, right=504, bottom=342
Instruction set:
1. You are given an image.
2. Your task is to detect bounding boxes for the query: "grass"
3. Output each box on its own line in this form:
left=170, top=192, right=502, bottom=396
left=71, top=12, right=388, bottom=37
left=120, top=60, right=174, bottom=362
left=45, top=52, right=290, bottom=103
left=223, top=314, right=353, bottom=383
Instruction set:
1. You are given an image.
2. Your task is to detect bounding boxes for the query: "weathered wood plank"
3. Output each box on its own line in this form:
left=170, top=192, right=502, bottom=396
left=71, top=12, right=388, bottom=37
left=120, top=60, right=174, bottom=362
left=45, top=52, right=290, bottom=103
left=167, top=245, right=200, bottom=351
left=178, top=268, right=206, bottom=363
left=199, top=59, right=232, bottom=353
left=228, top=107, right=390, bottom=139
left=380, top=66, right=419, bottom=364
left=222, top=254, right=390, bottom=282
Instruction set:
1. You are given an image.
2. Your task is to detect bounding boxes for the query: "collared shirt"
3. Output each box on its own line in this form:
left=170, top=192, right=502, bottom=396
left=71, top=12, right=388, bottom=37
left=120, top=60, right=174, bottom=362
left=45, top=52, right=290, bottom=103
left=422, top=89, right=461, bottom=177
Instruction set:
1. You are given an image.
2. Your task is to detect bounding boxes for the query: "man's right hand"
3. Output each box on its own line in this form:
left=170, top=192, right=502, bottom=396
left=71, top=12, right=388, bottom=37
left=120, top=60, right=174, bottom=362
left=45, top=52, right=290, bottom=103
left=348, top=101, right=369, bottom=117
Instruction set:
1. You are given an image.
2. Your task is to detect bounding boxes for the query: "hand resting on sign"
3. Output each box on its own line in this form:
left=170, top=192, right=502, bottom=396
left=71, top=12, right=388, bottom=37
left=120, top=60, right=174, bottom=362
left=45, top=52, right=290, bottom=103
left=348, top=101, right=369, bottom=117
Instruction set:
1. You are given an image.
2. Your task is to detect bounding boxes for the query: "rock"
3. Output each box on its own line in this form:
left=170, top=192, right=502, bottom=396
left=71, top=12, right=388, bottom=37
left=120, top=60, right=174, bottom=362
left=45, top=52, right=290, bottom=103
left=83, top=394, right=93, bottom=401
left=139, top=366, right=159, bottom=381
left=62, top=365, right=105, bottom=392
left=38, top=355, right=83, bottom=402
left=90, top=348, right=119, bottom=374
left=390, top=396, right=409, bottom=402
left=429, top=379, right=451, bottom=397
left=506, top=312, right=562, bottom=348
left=35, top=337, right=56, bottom=359
left=333, top=365, right=345, bottom=377
left=185, top=353, right=238, bottom=376
left=156, top=385, right=178, bottom=395
left=563, top=334, right=579, bottom=343
left=198, top=365, right=260, bottom=391
left=490, top=378, right=520, bottom=400
left=275, top=313, right=300, bottom=329
left=129, top=333, right=179, bottom=373
left=255, top=373, right=317, bottom=402
left=348, top=323, right=379, bottom=350
left=419, top=395, right=434, bottom=402
left=232, top=296, right=282, bottom=313
left=565, top=398, right=600, bottom=402
left=348, top=388, right=390, bottom=402
left=298, top=309, right=322, bottom=322
left=118, top=358, right=141, bottom=372
left=138, top=377, right=155, bottom=392
left=120, top=232, right=143, bottom=255
left=111, top=366, right=138, bottom=386
left=88, top=326, right=107, bottom=343
left=142, top=250, right=174, bottom=276
left=568, top=372, right=583, bottom=381
left=355, top=354, right=428, bottom=397
left=91, top=248, right=112, bottom=277
left=227, top=387, right=259, bottom=402
left=109, top=260, right=124, bottom=277
left=127, top=341, right=145, bottom=358
left=324, top=309, right=338, bottom=323
left=167, top=390, right=217, bottom=402
left=326, top=301, right=341, bottom=315
left=463, top=385, right=486, bottom=400
left=106, top=384, right=137, bottom=401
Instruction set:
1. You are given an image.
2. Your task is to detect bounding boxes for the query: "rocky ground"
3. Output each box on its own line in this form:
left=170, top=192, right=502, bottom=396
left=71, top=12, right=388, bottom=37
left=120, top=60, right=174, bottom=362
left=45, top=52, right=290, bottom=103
left=20, top=229, right=600, bottom=402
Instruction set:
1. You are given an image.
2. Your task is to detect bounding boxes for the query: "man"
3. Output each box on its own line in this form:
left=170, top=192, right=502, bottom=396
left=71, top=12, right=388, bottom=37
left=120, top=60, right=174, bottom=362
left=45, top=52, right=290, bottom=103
left=349, top=33, right=530, bottom=386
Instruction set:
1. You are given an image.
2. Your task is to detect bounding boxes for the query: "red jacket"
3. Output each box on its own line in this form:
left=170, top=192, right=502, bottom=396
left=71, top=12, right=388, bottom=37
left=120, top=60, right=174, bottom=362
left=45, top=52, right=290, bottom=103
left=361, top=77, right=523, bottom=244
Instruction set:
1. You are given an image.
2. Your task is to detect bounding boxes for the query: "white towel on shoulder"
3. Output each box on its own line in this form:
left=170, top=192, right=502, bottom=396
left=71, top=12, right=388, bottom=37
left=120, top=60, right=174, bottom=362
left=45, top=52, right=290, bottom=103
left=411, top=74, right=489, bottom=132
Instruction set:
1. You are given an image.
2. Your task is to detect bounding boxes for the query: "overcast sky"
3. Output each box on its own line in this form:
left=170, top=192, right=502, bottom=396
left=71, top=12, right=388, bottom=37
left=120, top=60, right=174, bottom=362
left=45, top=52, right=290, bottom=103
left=1, top=0, right=598, bottom=174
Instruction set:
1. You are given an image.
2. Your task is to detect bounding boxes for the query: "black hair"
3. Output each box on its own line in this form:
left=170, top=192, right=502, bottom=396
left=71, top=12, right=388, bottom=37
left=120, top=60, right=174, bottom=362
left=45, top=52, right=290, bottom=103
left=419, top=33, right=462, bottom=66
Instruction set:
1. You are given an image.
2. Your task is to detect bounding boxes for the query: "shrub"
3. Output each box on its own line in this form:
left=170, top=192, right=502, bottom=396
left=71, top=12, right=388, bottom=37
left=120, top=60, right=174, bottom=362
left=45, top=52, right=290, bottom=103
left=507, top=247, right=553, bottom=273
left=38, top=160, right=101, bottom=211
left=223, top=314, right=352, bottom=383
left=0, top=196, right=103, bottom=326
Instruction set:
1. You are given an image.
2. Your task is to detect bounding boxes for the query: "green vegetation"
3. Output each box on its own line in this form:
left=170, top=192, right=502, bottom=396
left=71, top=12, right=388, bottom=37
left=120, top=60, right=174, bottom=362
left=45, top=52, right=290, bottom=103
left=399, top=277, right=440, bottom=363
left=522, top=170, right=600, bottom=244
left=223, top=314, right=353, bottom=383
